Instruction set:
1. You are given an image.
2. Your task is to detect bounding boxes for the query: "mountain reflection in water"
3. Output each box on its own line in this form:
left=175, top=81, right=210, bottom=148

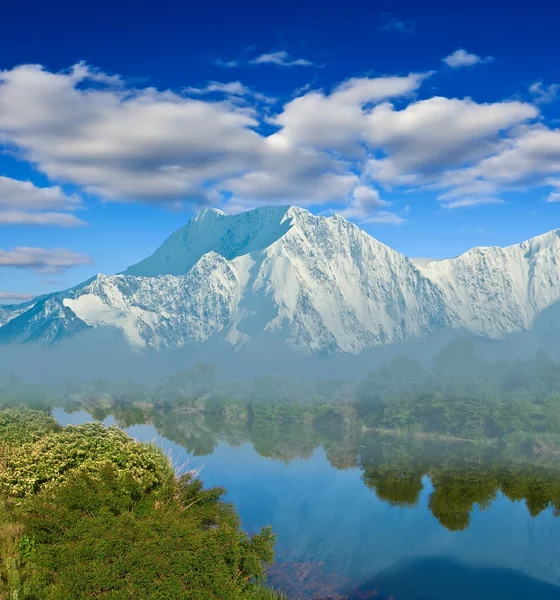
left=54, top=407, right=560, bottom=600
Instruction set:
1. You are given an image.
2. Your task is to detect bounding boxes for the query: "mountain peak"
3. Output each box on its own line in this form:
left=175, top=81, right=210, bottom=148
left=4, top=208, right=560, bottom=354
left=192, top=207, right=226, bottom=221
left=123, top=205, right=298, bottom=277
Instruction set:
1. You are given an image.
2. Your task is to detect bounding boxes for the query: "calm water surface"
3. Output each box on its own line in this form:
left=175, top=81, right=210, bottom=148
left=54, top=408, right=560, bottom=600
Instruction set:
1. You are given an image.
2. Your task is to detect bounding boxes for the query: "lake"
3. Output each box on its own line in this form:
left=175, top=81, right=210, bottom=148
left=53, top=407, right=560, bottom=600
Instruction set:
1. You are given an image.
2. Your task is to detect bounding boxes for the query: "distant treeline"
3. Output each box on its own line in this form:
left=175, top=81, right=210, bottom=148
left=2, top=339, right=560, bottom=443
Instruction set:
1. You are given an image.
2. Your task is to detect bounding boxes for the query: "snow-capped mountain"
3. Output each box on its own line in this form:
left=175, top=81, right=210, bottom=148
left=412, top=229, right=560, bottom=338
left=0, top=296, right=90, bottom=344
left=1, top=206, right=559, bottom=354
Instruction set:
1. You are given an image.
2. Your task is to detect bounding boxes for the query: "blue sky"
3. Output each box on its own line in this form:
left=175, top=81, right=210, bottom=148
left=1, top=0, right=560, bottom=301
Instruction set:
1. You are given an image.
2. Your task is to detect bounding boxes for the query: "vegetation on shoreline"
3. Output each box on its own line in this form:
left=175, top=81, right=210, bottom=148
left=0, top=406, right=285, bottom=600
left=0, top=338, right=558, bottom=596
left=5, top=340, right=560, bottom=449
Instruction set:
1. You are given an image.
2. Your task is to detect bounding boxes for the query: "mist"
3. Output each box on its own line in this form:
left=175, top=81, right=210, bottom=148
left=1, top=321, right=560, bottom=386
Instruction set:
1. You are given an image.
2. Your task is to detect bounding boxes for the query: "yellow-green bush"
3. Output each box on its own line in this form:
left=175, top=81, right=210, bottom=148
left=0, top=407, right=284, bottom=600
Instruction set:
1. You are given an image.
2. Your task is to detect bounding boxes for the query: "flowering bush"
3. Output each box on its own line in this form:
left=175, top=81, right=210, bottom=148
left=0, top=406, right=59, bottom=445
left=0, top=422, right=173, bottom=498
left=0, top=407, right=283, bottom=600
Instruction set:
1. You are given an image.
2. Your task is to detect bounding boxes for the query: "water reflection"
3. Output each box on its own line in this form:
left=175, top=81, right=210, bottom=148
left=356, top=557, right=560, bottom=600
left=53, top=406, right=560, bottom=599
left=359, top=434, right=560, bottom=530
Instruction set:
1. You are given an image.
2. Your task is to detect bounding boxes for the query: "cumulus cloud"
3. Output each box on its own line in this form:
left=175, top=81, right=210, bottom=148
left=0, top=211, right=85, bottom=226
left=1, top=60, right=559, bottom=225
left=0, top=63, right=265, bottom=204
left=442, top=49, right=494, bottom=68
left=365, top=97, right=538, bottom=185
left=337, top=185, right=385, bottom=215
left=270, top=73, right=429, bottom=152
left=0, top=176, right=79, bottom=210
left=0, top=63, right=430, bottom=221
left=0, top=176, right=84, bottom=226
left=0, top=291, right=34, bottom=301
left=465, top=126, right=560, bottom=184
left=428, top=126, right=560, bottom=206
left=335, top=186, right=404, bottom=224
left=0, top=247, right=91, bottom=273
left=529, top=81, right=559, bottom=105
left=222, top=73, right=428, bottom=211
left=225, top=170, right=359, bottom=213
left=250, top=51, right=315, bottom=67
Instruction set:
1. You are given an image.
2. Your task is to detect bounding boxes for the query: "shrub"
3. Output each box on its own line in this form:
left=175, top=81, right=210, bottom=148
left=0, top=407, right=283, bottom=599
left=0, top=406, right=59, bottom=446
left=0, top=422, right=173, bottom=498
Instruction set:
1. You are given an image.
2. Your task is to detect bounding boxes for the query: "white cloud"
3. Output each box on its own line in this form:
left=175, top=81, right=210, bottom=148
left=529, top=81, right=560, bottom=105
left=214, top=59, right=239, bottom=68
left=0, top=247, right=91, bottom=273
left=352, top=185, right=387, bottom=207
left=466, top=126, right=560, bottom=184
left=0, top=176, right=84, bottom=226
left=543, top=178, right=560, bottom=202
left=250, top=51, right=315, bottom=67
left=0, top=176, right=80, bottom=211
left=67, top=61, right=123, bottom=87
left=225, top=171, right=359, bottom=212
left=1, top=61, right=559, bottom=225
left=270, top=73, right=429, bottom=152
left=185, top=80, right=276, bottom=104
left=0, top=211, right=86, bottom=226
left=337, top=185, right=389, bottom=219
left=442, top=196, right=504, bottom=209
left=222, top=74, right=428, bottom=211
left=544, top=178, right=560, bottom=202
left=335, top=186, right=404, bottom=224
left=364, top=211, right=406, bottom=224
left=0, top=63, right=267, bottom=204
left=0, top=64, right=430, bottom=221
left=364, top=97, right=538, bottom=186
left=428, top=126, right=560, bottom=207
left=0, top=291, right=34, bottom=301
left=442, top=49, right=493, bottom=68
left=186, top=81, right=251, bottom=96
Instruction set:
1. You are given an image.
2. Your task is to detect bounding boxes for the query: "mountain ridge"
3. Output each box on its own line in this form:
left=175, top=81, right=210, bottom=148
left=1, top=205, right=559, bottom=354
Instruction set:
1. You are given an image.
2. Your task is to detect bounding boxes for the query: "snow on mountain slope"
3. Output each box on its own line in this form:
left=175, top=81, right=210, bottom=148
left=2, top=206, right=560, bottom=353
left=123, top=206, right=293, bottom=277
left=220, top=207, right=453, bottom=353
left=413, top=230, right=560, bottom=337
left=0, top=296, right=90, bottom=344
left=0, top=301, right=36, bottom=327
left=63, top=252, right=239, bottom=349
left=61, top=206, right=453, bottom=353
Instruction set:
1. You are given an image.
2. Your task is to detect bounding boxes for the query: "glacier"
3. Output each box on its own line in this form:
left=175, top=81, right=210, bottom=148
left=1, top=206, right=560, bottom=354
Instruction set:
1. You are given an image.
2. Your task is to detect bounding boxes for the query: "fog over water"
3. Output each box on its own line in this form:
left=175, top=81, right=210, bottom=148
left=2, top=321, right=560, bottom=384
